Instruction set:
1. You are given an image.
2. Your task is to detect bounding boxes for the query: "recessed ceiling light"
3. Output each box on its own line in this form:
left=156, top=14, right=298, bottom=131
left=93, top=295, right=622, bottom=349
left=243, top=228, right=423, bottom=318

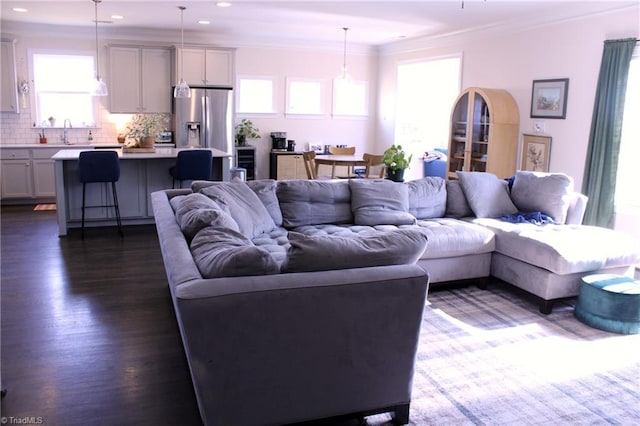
left=111, top=15, right=124, bottom=20
left=12, top=7, right=28, bottom=13
left=216, top=2, right=232, bottom=7
left=198, top=20, right=211, bottom=25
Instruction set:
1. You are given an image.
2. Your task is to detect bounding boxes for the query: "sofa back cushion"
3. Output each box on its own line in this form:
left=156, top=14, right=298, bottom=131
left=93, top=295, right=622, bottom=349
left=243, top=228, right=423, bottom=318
left=457, top=171, right=518, bottom=218
left=510, top=171, right=574, bottom=224
left=190, top=226, right=280, bottom=278
left=407, top=177, right=447, bottom=219
left=171, top=193, right=239, bottom=241
left=349, top=179, right=416, bottom=225
left=192, top=179, right=283, bottom=226
left=281, top=228, right=428, bottom=273
left=200, top=179, right=276, bottom=238
left=445, top=180, right=474, bottom=218
left=277, top=180, right=353, bottom=228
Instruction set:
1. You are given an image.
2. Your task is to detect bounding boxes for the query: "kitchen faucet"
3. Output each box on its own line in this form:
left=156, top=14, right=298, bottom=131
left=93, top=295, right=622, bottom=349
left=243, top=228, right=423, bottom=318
left=62, top=119, right=72, bottom=144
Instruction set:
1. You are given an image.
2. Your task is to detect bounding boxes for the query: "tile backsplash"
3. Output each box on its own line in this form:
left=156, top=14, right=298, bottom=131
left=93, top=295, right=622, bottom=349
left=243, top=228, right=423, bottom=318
left=1, top=103, right=122, bottom=146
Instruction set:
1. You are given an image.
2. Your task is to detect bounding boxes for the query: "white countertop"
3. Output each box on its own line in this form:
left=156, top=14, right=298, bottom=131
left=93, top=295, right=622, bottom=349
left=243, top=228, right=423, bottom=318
left=51, top=147, right=231, bottom=160
left=1, top=143, right=122, bottom=149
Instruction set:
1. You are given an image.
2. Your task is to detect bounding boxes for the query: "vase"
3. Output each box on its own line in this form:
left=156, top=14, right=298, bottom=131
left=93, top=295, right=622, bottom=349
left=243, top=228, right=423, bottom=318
left=387, top=168, right=405, bottom=182
left=236, top=135, right=247, bottom=146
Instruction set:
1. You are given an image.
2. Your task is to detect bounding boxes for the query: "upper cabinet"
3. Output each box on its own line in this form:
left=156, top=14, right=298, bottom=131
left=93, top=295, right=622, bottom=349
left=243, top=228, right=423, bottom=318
left=108, top=45, right=172, bottom=114
left=446, top=87, right=520, bottom=179
left=176, top=47, right=235, bottom=87
left=1, top=40, right=20, bottom=113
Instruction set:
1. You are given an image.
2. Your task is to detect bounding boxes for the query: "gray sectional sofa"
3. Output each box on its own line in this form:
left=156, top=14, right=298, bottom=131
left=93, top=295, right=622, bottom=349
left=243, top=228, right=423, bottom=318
left=151, top=170, right=640, bottom=426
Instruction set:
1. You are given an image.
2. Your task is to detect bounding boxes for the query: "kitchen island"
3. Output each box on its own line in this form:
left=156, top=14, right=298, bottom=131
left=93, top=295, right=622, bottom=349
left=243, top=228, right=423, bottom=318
left=52, top=147, right=231, bottom=236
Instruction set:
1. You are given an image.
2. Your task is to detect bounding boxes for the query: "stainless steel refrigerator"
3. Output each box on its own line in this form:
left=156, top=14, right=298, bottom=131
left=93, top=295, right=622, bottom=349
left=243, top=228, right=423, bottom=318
left=173, top=87, right=233, bottom=153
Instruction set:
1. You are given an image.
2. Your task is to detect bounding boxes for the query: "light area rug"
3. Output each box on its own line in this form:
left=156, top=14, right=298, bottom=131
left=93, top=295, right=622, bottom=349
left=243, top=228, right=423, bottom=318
left=365, top=283, right=640, bottom=425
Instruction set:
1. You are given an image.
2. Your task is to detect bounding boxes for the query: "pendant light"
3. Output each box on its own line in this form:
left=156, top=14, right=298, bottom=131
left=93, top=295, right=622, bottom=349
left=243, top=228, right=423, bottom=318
left=91, top=0, right=108, bottom=96
left=174, top=6, right=191, bottom=98
left=337, top=27, right=352, bottom=82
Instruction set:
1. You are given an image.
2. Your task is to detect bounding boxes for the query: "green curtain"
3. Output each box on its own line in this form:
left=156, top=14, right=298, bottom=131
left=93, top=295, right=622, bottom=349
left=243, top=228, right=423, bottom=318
left=582, top=38, right=636, bottom=228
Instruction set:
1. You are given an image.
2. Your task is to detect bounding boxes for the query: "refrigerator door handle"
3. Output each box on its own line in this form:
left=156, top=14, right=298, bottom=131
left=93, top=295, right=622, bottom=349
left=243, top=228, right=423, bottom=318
left=201, top=95, right=208, bottom=148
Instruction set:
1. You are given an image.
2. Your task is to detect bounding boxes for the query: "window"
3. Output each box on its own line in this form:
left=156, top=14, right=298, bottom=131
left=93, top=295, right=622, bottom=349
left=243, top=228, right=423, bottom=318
left=236, top=76, right=276, bottom=114
left=32, top=52, right=97, bottom=127
left=614, top=46, right=640, bottom=239
left=286, top=78, right=324, bottom=116
left=332, top=79, right=368, bottom=117
left=394, top=56, right=462, bottom=180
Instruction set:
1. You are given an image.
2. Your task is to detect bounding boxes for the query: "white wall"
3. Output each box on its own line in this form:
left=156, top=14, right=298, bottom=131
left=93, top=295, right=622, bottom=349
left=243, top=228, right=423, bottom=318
left=234, top=46, right=377, bottom=179
left=376, top=6, right=639, bottom=187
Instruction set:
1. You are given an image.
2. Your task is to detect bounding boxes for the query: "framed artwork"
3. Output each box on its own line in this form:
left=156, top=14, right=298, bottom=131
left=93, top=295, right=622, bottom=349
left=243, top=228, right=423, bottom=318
left=530, top=78, right=569, bottom=119
left=521, top=134, right=551, bottom=172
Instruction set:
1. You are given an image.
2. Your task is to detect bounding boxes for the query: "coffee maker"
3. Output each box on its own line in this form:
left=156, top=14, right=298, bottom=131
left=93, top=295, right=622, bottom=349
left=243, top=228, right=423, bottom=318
left=271, top=132, right=287, bottom=151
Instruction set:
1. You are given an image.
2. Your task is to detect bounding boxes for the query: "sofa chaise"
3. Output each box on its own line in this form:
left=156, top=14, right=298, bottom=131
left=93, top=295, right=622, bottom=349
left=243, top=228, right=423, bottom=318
left=151, top=170, right=640, bottom=425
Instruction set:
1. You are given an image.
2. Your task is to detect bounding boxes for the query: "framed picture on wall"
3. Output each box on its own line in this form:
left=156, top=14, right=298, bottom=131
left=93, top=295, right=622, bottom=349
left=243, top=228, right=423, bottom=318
left=521, top=134, right=552, bottom=172
left=530, top=78, right=569, bottom=119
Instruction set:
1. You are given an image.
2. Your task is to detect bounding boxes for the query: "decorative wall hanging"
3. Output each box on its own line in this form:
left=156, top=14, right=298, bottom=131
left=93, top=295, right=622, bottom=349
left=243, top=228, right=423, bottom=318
left=530, top=78, right=569, bottom=119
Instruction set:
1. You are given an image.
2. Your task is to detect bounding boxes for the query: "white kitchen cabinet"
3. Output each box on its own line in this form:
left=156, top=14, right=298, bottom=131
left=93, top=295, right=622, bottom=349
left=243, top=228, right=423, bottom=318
left=1, top=40, right=20, bottom=113
left=108, top=46, right=172, bottom=113
left=1, top=147, right=66, bottom=201
left=1, top=160, right=32, bottom=198
left=32, top=149, right=58, bottom=197
left=177, top=47, right=234, bottom=87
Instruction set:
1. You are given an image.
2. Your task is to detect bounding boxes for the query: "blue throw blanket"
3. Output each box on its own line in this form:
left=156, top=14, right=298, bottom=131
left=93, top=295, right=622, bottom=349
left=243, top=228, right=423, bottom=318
left=501, top=211, right=555, bottom=225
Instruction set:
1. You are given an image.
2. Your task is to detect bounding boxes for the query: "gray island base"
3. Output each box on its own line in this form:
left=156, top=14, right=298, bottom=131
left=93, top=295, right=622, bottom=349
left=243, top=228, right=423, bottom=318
left=52, top=147, right=231, bottom=236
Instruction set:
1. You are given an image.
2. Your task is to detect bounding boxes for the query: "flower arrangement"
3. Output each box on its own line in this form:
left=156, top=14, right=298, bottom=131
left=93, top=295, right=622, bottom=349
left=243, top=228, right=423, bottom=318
left=234, top=119, right=261, bottom=145
left=383, top=144, right=413, bottom=171
left=125, top=113, right=169, bottom=143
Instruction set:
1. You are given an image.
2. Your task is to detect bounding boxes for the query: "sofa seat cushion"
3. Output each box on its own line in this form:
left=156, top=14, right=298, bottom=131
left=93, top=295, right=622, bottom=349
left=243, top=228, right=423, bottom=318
left=281, top=229, right=428, bottom=273
left=251, top=226, right=290, bottom=269
left=471, top=218, right=640, bottom=275
left=290, top=218, right=494, bottom=261
left=191, top=226, right=280, bottom=278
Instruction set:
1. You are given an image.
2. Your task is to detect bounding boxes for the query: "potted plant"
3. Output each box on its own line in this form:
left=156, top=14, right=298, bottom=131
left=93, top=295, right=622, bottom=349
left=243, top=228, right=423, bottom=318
left=383, top=144, right=413, bottom=182
left=234, top=119, right=261, bottom=146
left=125, top=113, right=169, bottom=148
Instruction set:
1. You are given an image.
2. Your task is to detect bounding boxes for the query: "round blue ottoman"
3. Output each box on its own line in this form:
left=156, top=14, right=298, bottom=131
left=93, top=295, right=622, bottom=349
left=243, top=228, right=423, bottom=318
left=575, top=274, right=640, bottom=334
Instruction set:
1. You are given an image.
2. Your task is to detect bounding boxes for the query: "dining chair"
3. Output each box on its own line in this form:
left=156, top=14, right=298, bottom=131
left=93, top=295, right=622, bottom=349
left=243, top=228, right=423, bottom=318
left=302, top=151, right=318, bottom=179
left=169, top=150, right=213, bottom=188
left=78, top=150, right=123, bottom=239
left=328, top=146, right=357, bottom=178
left=363, top=153, right=386, bottom=178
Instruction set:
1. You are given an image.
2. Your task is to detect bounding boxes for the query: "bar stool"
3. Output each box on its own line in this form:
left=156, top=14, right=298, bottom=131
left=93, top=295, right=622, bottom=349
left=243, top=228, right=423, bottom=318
left=78, top=151, right=123, bottom=239
left=169, top=150, right=213, bottom=188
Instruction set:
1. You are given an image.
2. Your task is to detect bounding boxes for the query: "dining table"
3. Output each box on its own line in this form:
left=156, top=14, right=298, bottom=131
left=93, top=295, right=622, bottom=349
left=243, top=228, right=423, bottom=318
left=314, top=154, right=368, bottom=178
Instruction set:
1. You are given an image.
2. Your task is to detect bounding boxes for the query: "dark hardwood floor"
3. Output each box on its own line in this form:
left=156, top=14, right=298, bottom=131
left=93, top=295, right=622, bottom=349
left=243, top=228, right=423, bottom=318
left=1, top=206, right=202, bottom=425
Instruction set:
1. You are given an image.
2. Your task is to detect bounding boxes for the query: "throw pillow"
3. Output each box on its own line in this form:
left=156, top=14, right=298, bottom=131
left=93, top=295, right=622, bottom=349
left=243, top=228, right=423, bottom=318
left=510, top=171, right=574, bottom=224
left=281, top=228, right=428, bottom=273
left=174, top=193, right=239, bottom=241
left=456, top=171, right=518, bottom=218
left=200, top=179, right=276, bottom=238
left=349, top=179, right=416, bottom=226
left=407, top=176, right=447, bottom=219
left=445, top=180, right=474, bottom=218
left=191, top=226, right=280, bottom=278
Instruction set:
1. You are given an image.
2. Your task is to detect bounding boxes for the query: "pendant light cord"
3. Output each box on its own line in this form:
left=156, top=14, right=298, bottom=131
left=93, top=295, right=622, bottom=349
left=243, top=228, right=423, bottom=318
left=342, top=27, right=348, bottom=78
left=94, top=0, right=100, bottom=79
left=179, top=6, right=186, bottom=82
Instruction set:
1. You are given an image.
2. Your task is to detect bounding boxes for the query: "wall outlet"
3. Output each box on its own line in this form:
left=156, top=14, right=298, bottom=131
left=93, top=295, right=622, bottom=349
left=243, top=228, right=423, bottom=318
left=533, top=120, right=545, bottom=133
